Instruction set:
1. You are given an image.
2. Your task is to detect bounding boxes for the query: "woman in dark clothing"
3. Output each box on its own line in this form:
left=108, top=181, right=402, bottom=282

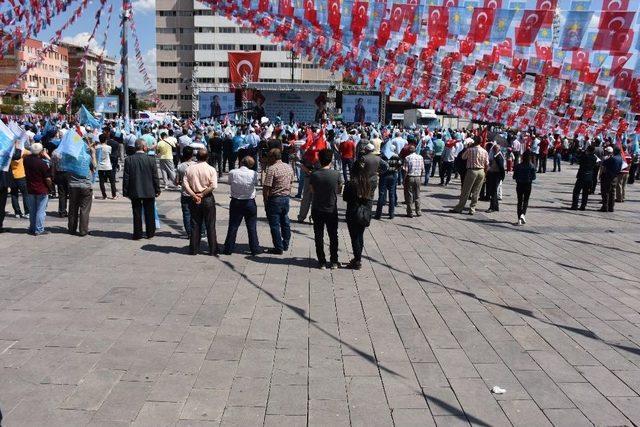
left=512, top=150, right=536, bottom=225
left=486, top=143, right=505, bottom=213
left=343, top=160, right=371, bottom=270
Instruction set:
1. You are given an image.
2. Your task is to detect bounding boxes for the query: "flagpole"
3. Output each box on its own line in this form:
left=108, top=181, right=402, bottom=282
left=122, top=0, right=131, bottom=128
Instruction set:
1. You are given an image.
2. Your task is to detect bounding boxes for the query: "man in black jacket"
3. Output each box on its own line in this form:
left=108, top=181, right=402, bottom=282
left=123, top=139, right=161, bottom=240
left=571, top=145, right=598, bottom=210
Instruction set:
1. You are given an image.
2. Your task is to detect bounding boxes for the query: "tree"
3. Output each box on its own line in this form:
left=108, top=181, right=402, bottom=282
left=32, top=100, right=58, bottom=115
left=0, top=96, right=25, bottom=115
left=70, top=86, right=95, bottom=114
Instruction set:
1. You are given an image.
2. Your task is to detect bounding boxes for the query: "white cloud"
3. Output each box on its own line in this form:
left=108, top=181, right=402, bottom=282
left=61, top=32, right=106, bottom=56
left=126, top=47, right=157, bottom=90
left=132, top=0, right=155, bottom=13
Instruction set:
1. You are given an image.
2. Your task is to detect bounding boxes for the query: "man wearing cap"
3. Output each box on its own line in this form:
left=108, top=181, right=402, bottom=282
left=403, top=144, right=425, bottom=217
left=24, top=143, right=53, bottom=235
left=362, top=143, right=388, bottom=199
left=449, top=139, right=489, bottom=215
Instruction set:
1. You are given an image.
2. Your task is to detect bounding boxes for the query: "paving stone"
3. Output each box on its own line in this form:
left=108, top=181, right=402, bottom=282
left=3, top=168, right=640, bottom=426
left=559, top=382, right=631, bottom=426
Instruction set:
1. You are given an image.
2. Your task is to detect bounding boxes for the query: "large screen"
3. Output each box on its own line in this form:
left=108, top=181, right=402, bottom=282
left=257, top=91, right=326, bottom=123
left=342, top=93, right=380, bottom=123
left=94, top=96, right=119, bottom=114
left=199, top=92, right=236, bottom=119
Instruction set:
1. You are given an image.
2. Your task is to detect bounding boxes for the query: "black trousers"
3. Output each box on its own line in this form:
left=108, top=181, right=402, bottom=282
left=347, top=219, right=366, bottom=263
left=486, top=172, right=500, bottom=211
left=431, top=155, right=441, bottom=177
left=440, top=161, right=453, bottom=185
left=131, top=197, right=156, bottom=239
left=56, top=172, right=69, bottom=214
left=189, top=195, right=218, bottom=255
left=10, top=177, right=28, bottom=215
left=538, top=154, right=547, bottom=173
left=591, top=165, right=600, bottom=194
left=629, top=163, right=638, bottom=184
left=222, top=152, right=232, bottom=172
left=98, top=169, right=117, bottom=198
left=311, top=210, right=339, bottom=264
left=601, top=175, right=617, bottom=212
left=209, top=152, right=223, bottom=175
left=572, top=177, right=591, bottom=209
left=68, top=186, right=93, bottom=235
left=516, top=182, right=531, bottom=218
left=0, top=186, right=7, bottom=229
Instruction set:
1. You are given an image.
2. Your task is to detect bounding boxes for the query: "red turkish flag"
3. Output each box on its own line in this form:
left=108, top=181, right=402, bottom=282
left=468, top=8, right=495, bottom=42
left=598, top=11, right=635, bottom=33
left=390, top=4, right=405, bottom=32
left=278, top=0, right=294, bottom=17
left=579, top=67, right=599, bottom=84
left=497, top=38, right=513, bottom=56
left=483, top=0, right=501, bottom=8
left=535, top=0, right=557, bottom=26
left=228, top=51, right=261, bottom=84
left=571, top=49, right=590, bottom=71
left=428, top=6, right=449, bottom=42
left=328, top=0, right=341, bottom=30
left=535, top=42, right=552, bottom=60
left=459, top=37, right=476, bottom=56
left=304, top=0, right=317, bottom=24
left=602, top=0, right=629, bottom=10
left=614, top=68, right=632, bottom=90
left=443, top=0, right=458, bottom=6
left=611, top=53, right=632, bottom=76
left=593, top=28, right=634, bottom=53
left=351, top=1, right=369, bottom=35
left=376, top=20, right=391, bottom=47
left=515, top=10, right=551, bottom=46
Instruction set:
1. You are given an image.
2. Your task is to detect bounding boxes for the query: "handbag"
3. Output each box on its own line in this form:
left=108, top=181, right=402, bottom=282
left=354, top=198, right=372, bottom=227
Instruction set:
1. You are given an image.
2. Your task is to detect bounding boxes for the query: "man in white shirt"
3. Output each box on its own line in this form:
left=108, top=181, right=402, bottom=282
left=222, top=156, right=260, bottom=256
left=511, top=137, right=522, bottom=164
left=390, top=132, right=408, bottom=155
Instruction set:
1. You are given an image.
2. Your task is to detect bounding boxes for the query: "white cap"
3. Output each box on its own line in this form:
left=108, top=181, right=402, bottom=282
left=605, top=146, right=613, bottom=153
left=30, top=142, right=43, bottom=155
left=260, top=117, right=269, bottom=124
left=365, top=143, right=375, bottom=152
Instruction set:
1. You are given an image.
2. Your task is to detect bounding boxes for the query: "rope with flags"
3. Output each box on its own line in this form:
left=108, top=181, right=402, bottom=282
left=65, top=0, right=109, bottom=114
left=97, top=3, right=114, bottom=96
left=196, top=0, right=640, bottom=137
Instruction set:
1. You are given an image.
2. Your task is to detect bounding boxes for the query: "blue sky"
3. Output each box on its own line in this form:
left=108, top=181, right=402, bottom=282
left=36, top=0, right=157, bottom=89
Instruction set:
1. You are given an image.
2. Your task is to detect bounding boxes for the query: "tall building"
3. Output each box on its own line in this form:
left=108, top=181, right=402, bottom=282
left=156, top=0, right=336, bottom=116
left=0, top=38, right=70, bottom=111
left=60, top=42, right=118, bottom=95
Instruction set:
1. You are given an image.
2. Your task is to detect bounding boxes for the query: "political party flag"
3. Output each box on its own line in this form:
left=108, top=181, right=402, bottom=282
left=468, top=7, right=495, bottom=42
left=56, top=128, right=85, bottom=159
left=8, top=121, right=27, bottom=150
left=490, top=8, right=515, bottom=42
left=560, top=10, right=593, bottom=51
left=515, top=10, right=551, bottom=46
left=79, top=105, right=101, bottom=129
left=0, top=120, right=16, bottom=172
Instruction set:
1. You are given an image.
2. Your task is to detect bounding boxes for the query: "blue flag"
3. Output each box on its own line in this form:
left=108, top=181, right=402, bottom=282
left=490, top=8, right=516, bottom=42
left=559, top=10, right=592, bottom=51
left=79, top=105, right=102, bottom=129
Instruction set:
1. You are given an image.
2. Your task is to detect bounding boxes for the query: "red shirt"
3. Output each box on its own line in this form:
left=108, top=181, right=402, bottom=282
left=339, top=140, right=356, bottom=160
left=540, top=139, right=549, bottom=155
left=24, top=155, right=51, bottom=195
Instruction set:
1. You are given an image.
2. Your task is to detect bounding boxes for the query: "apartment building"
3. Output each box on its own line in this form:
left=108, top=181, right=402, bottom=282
left=156, top=0, right=336, bottom=115
left=60, top=42, right=118, bottom=95
left=0, top=38, right=70, bottom=110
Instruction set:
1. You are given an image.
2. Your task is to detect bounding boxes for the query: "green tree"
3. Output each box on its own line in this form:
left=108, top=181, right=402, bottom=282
left=0, top=96, right=25, bottom=114
left=32, top=100, right=58, bottom=115
left=70, top=86, right=96, bottom=114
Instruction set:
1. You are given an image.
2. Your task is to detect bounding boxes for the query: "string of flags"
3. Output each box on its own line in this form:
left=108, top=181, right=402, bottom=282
left=97, top=3, right=114, bottom=96
left=198, top=0, right=640, bottom=137
left=65, top=0, right=109, bottom=113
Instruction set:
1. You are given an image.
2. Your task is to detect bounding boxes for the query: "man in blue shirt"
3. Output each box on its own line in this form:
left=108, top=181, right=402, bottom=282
left=231, top=130, right=245, bottom=170
left=431, top=134, right=445, bottom=178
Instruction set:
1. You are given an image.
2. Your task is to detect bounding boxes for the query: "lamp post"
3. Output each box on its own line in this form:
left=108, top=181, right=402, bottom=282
left=287, top=50, right=298, bottom=83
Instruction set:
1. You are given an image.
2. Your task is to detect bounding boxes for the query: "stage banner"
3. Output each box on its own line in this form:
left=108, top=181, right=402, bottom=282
left=199, top=92, right=236, bottom=119
left=342, top=92, right=381, bottom=123
left=228, top=51, right=261, bottom=84
left=94, top=96, right=119, bottom=114
left=259, top=91, right=326, bottom=123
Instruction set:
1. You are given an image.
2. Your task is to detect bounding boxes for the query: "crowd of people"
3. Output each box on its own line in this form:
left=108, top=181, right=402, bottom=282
left=0, top=114, right=637, bottom=269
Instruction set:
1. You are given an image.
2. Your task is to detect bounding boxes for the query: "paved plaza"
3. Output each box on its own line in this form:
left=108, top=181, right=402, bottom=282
left=1, top=164, right=640, bottom=426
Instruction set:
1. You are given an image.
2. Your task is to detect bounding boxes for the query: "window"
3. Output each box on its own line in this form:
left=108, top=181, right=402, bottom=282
left=260, top=78, right=277, bottom=82
left=196, top=61, right=215, bottom=67
left=239, top=44, right=257, bottom=51
left=180, top=28, right=194, bottom=33
left=159, top=61, right=178, bottom=67
left=157, top=44, right=177, bottom=51
left=260, top=44, right=278, bottom=51
left=180, top=95, right=191, bottom=100
left=239, top=27, right=253, bottom=34
left=160, top=94, right=178, bottom=100
left=158, top=78, right=178, bottom=83
left=218, top=61, right=229, bottom=67
left=157, top=28, right=176, bottom=34
left=198, top=78, right=216, bottom=83
left=280, top=62, right=290, bottom=68
left=219, top=77, right=229, bottom=83
left=157, top=10, right=176, bottom=16
left=218, top=27, right=236, bottom=33
left=196, top=44, right=215, bottom=50
left=218, top=44, right=236, bottom=50
left=303, top=63, right=317, bottom=69
left=194, top=9, right=214, bottom=15
left=179, top=62, right=195, bottom=67
left=261, top=62, right=278, bottom=68
left=196, top=27, right=215, bottom=33
left=177, top=11, right=192, bottom=16
left=179, top=45, right=194, bottom=50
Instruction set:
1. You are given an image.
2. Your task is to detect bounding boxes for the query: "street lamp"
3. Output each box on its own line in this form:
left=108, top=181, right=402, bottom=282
left=286, top=50, right=298, bottom=83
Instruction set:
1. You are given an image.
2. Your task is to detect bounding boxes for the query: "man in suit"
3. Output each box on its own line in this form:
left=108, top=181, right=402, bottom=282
left=123, top=139, right=161, bottom=240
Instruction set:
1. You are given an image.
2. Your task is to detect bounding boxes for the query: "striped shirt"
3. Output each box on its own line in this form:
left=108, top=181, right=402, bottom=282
left=403, top=153, right=425, bottom=177
left=462, top=146, right=489, bottom=169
